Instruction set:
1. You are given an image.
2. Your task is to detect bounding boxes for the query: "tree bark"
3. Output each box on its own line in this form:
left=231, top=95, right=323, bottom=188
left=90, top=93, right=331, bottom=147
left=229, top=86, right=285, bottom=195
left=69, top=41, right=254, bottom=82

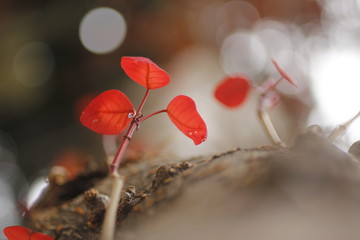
left=25, top=128, right=360, bottom=240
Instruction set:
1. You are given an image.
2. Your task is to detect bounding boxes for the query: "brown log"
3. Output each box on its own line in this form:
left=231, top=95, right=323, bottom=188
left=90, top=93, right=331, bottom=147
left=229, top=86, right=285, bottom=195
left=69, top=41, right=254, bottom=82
left=26, top=128, right=360, bottom=240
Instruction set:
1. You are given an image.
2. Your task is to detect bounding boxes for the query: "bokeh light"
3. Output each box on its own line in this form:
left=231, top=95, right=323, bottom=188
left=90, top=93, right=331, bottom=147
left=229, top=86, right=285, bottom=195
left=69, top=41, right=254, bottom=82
left=0, top=194, right=19, bottom=239
left=25, top=177, right=49, bottom=209
left=215, top=1, right=260, bottom=42
left=13, top=42, right=54, bottom=88
left=254, top=22, right=293, bottom=63
left=79, top=7, right=127, bottom=54
left=220, top=30, right=267, bottom=78
left=309, top=48, right=360, bottom=142
left=0, top=132, right=22, bottom=238
left=304, top=0, right=360, bottom=144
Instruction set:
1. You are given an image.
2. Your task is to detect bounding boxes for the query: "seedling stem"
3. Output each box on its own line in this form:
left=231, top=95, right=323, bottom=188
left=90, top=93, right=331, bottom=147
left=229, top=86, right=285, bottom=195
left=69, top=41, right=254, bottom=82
left=102, top=89, right=150, bottom=240
left=258, top=109, right=287, bottom=148
left=328, top=110, right=360, bottom=142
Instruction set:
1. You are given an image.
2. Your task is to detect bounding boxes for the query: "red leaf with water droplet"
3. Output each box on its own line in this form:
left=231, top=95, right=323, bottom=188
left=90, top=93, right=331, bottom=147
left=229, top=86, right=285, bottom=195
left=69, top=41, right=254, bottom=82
left=80, top=90, right=135, bottom=135
left=214, top=75, right=251, bottom=108
left=271, top=59, right=297, bottom=87
left=167, top=95, right=207, bottom=145
left=121, top=56, right=170, bottom=89
left=3, top=226, right=53, bottom=240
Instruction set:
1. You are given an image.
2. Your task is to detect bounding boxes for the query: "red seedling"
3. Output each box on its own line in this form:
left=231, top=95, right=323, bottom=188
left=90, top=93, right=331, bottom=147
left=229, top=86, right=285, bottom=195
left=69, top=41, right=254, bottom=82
left=3, top=226, right=53, bottom=240
left=80, top=56, right=207, bottom=240
left=214, top=59, right=296, bottom=147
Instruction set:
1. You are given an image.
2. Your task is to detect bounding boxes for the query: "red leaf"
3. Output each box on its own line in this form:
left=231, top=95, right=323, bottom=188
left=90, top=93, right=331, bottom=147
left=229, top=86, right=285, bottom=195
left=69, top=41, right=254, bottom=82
left=214, top=75, right=251, bottom=108
left=167, top=95, right=207, bottom=145
left=271, top=59, right=297, bottom=87
left=80, top=90, right=135, bottom=135
left=3, top=226, right=53, bottom=240
left=121, top=56, right=170, bottom=89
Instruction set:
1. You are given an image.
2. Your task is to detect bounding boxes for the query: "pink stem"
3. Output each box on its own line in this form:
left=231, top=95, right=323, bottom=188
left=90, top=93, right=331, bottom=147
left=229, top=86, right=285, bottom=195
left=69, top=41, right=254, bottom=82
left=266, top=77, right=283, bottom=92
left=272, top=77, right=283, bottom=88
left=137, top=89, right=150, bottom=115
left=255, top=77, right=282, bottom=94
left=139, top=109, right=167, bottom=123
left=109, top=89, right=150, bottom=175
left=109, top=123, right=137, bottom=174
left=256, top=77, right=287, bottom=148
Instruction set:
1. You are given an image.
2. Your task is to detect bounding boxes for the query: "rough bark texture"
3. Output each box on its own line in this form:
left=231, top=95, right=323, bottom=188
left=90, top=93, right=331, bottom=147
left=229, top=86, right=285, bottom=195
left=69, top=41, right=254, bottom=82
left=25, top=128, right=360, bottom=240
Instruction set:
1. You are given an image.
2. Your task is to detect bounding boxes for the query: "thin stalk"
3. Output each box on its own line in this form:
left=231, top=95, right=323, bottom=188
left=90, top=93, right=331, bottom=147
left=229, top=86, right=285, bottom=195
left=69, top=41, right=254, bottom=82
left=328, top=110, right=360, bottom=142
left=139, top=109, right=167, bottom=123
left=110, top=88, right=150, bottom=174
left=257, top=109, right=287, bottom=148
left=136, top=88, right=150, bottom=116
left=110, top=123, right=138, bottom=175
left=270, top=77, right=283, bottom=90
left=101, top=89, right=151, bottom=240
left=258, top=77, right=282, bottom=94
left=100, top=173, right=124, bottom=240
left=255, top=77, right=287, bottom=148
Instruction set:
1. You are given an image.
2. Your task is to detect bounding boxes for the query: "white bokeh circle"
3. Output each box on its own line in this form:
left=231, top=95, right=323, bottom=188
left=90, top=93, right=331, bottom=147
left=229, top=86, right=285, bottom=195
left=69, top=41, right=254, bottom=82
left=79, top=7, right=127, bottom=54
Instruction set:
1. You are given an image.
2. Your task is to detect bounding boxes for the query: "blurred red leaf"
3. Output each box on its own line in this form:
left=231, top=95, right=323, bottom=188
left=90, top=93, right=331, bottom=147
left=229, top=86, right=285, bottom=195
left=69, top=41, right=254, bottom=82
left=80, top=90, right=135, bottom=135
left=121, top=56, right=170, bottom=89
left=214, top=75, right=251, bottom=108
left=271, top=59, right=297, bottom=87
left=49, top=148, right=88, bottom=185
left=3, top=226, right=53, bottom=240
left=167, top=95, right=207, bottom=145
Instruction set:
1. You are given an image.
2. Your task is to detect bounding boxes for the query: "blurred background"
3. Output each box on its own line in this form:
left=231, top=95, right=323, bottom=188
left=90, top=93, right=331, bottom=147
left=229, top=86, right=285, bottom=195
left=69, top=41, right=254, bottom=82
left=1, top=0, right=360, bottom=236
